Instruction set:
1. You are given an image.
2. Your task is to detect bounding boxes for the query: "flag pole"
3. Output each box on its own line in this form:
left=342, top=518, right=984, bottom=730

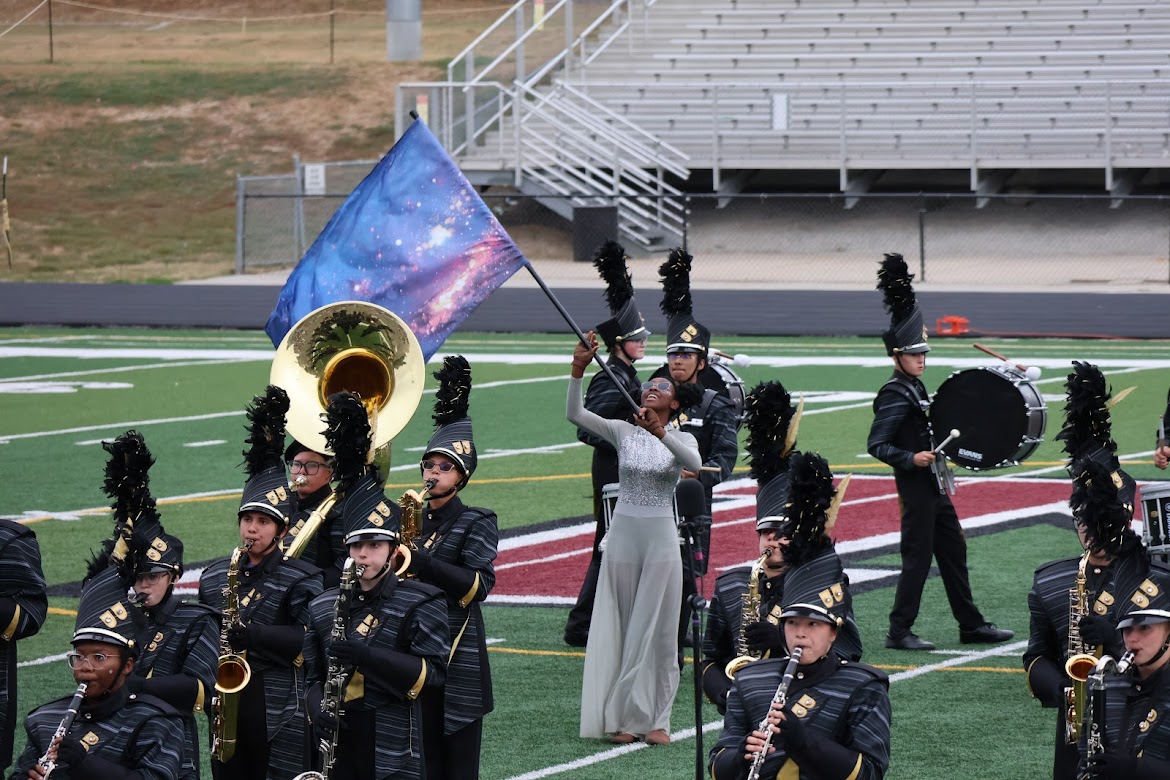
left=520, top=259, right=643, bottom=416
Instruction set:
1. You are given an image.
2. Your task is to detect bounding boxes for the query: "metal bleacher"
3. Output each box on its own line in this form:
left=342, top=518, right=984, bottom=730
left=396, top=0, right=1170, bottom=246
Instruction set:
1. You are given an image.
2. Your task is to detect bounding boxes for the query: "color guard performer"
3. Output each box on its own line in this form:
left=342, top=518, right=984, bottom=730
left=407, top=357, right=498, bottom=779
left=11, top=567, right=185, bottom=780
left=701, top=381, right=801, bottom=712
left=305, top=391, right=450, bottom=780
left=564, top=241, right=648, bottom=648
left=1025, top=362, right=1150, bottom=780
left=867, top=253, right=1011, bottom=651
left=0, top=509, right=47, bottom=771
left=1075, top=580, right=1170, bottom=779
left=83, top=431, right=218, bottom=780
left=199, top=386, right=324, bottom=780
left=708, top=453, right=891, bottom=780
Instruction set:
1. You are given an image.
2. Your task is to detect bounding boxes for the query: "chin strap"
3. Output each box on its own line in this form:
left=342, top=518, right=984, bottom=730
left=1140, top=640, right=1170, bottom=669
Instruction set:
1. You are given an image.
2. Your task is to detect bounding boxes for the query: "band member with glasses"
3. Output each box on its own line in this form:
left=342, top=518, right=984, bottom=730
left=82, top=431, right=218, bottom=780
left=652, top=249, right=739, bottom=652
left=709, top=455, right=891, bottom=780
left=406, top=357, right=497, bottom=779
left=198, top=387, right=323, bottom=780
left=11, top=569, right=185, bottom=780
left=867, top=253, right=1011, bottom=651
left=565, top=241, right=649, bottom=649
left=283, top=439, right=353, bottom=588
left=305, top=391, right=450, bottom=780
left=569, top=332, right=701, bottom=746
left=0, top=505, right=47, bottom=771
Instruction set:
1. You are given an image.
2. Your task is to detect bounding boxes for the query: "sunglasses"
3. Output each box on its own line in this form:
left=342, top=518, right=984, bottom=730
left=421, top=460, right=458, bottom=473
left=641, top=380, right=674, bottom=393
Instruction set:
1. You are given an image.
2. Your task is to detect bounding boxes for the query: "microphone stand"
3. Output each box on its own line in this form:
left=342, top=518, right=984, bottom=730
left=678, top=514, right=707, bottom=780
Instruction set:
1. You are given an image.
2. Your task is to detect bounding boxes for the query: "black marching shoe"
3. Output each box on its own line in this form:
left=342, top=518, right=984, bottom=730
left=959, top=623, right=1014, bottom=644
left=884, top=632, right=936, bottom=651
left=563, top=632, right=589, bottom=648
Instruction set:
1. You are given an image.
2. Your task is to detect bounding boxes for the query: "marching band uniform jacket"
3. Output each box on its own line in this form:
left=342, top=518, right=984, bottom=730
left=0, top=519, right=48, bottom=770
left=11, top=686, right=185, bottom=780
left=306, top=573, right=449, bottom=780
left=1077, top=665, right=1170, bottom=778
left=708, top=652, right=892, bottom=780
left=199, top=549, right=323, bottom=780
left=133, top=595, right=220, bottom=780
left=287, top=488, right=402, bottom=591
left=412, top=496, right=498, bottom=734
left=701, top=567, right=781, bottom=713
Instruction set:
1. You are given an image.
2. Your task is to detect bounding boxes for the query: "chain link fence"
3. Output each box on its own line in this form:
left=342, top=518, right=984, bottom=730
left=237, top=169, right=1170, bottom=287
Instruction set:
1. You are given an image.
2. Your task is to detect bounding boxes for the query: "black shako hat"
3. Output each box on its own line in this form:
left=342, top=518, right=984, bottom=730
left=659, top=248, right=710, bottom=355
left=877, top=253, right=930, bottom=356
left=744, top=381, right=803, bottom=533
left=73, top=567, right=145, bottom=656
left=239, top=385, right=293, bottom=528
left=593, top=240, right=649, bottom=350
left=423, top=356, right=477, bottom=489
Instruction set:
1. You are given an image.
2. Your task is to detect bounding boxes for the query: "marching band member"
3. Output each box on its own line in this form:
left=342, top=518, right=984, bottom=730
left=0, top=510, right=47, bottom=770
left=282, top=438, right=343, bottom=586
left=569, top=331, right=700, bottom=746
left=1155, top=389, right=1169, bottom=471
left=653, top=248, right=739, bottom=649
left=1076, top=583, right=1170, bottom=779
left=708, top=453, right=891, bottom=780
left=1025, top=362, right=1148, bottom=779
left=11, top=568, right=184, bottom=780
left=306, top=391, right=450, bottom=780
left=701, top=381, right=800, bottom=712
left=867, top=253, right=1012, bottom=651
left=564, top=240, right=648, bottom=648
left=199, top=386, right=323, bottom=780
left=408, top=357, right=498, bottom=779
left=83, top=432, right=218, bottom=780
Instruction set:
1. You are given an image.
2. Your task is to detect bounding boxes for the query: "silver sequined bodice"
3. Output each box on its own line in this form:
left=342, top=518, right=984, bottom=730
left=617, top=428, right=681, bottom=508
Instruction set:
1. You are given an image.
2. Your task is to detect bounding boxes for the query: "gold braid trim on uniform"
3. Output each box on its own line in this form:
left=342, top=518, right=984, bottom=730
left=458, top=573, right=481, bottom=608
left=407, top=661, right=426, bottom=699
left=449, top=613, right=472, bottom=663
left=344, top=671, right=365, bottom=702
left=1, top=604, right=20, bottom=641
left=1024, top=656, right=1044, bottom=700
left=194, top=679, right=206, bottom=712
left=708, top=748, right=727, bottom=779
left=844, top=753, right=863, bottom=780
left=778, top=759, right=800, bottom=779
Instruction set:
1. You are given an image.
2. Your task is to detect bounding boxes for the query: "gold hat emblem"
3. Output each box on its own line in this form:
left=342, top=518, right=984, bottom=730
left=1133, top=591, right=1151, bottom=608
left=112, top=603, right=128, bottom=619
left=1141, top=579, right=1160, bottom=597
left=366, top=511, right=384, bottom=527
left=266, top=486, right=289, bottom=505
left=99, top=610, right=116, bottom=627
left=147, top=548, right=161, bottom=561
left=152, top=538, right=168, bottom=552
left=375, top=502, right=391, bottom=517
left=453, top=440, right=472, bottom=455
left=818, top=589, right=834, bottom=608
left=831, top=583, right=844, bottom=602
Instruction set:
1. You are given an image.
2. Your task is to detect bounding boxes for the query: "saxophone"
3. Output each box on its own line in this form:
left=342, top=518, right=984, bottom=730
left=725, top=551, right=772, bottom=679
left=295, top=558, right=366, bottom=780
left=212, top=542, right=253, bottom=763
left=1064, top=552, right=1100, bottom=745
left=37, top=683, right=87, bottom=780
left=394, top=489, right=424, bottom=576
left=746, top=647, right=803, bottom=780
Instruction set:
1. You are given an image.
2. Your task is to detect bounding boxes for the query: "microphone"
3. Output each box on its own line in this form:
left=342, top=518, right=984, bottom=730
left=675, top=479, right=707, bottom=520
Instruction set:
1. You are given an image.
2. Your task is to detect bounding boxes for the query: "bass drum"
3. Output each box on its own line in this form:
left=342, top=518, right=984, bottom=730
left=930, top=365, right=1047, bottom=470
left=700, top=360, right=746, bottom=428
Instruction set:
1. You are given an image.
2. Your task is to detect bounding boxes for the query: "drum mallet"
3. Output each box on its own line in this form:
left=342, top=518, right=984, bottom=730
left=935, top=428, right=961, bottom=455
left=710, top=348, right=751, bottom=368
left=972, top=343, right=1041, bottom=381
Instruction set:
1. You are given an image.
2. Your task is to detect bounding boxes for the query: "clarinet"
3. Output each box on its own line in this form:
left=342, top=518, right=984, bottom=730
left=38, top=683, right=87, bottom=779
left=746, top=647, right=803, bottom=780
left=1081, top=652, right=1133, bottom=777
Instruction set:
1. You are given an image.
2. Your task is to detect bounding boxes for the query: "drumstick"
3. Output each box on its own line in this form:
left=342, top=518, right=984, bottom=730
left=934, top=428, right=960, bottom=455
left=698, top=465, right=722, bottom=472
left=972, top=342, right=1040, bottom=379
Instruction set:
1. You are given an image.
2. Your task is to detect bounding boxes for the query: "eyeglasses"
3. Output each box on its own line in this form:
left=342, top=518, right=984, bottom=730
left=640, top=380, right=673, bottom=393
left=666, top=350, right=698, bottom=360
left=134, top=571, right=169, bottom=584
left=421, top=460, right=458, bottom=473
left=287, top=460, right=331, bottom=475
left=66, top=651, right=118, bottom=669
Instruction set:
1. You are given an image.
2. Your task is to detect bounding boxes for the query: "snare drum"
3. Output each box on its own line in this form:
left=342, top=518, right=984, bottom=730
left=1142, top=482, right=1170, bottom=561
left=599, top=481, right=683, bottom=542
left=930, top=365, right=1047, bottom=470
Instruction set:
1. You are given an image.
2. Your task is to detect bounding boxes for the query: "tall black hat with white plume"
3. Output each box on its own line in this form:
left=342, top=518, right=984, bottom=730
left=593, top=240, right=648, bottom=350
left=877, top=253, right=929, bottom=356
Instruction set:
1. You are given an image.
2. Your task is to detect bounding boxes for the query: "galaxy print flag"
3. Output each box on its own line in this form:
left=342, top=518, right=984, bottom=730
left=265, top=119, right=528, bottom=358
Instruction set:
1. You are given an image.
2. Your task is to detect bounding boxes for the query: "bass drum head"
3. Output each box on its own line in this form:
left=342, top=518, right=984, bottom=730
left=931, top=368, right=1029, bottom=470
left=703, top=362, right=746, bottom=428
